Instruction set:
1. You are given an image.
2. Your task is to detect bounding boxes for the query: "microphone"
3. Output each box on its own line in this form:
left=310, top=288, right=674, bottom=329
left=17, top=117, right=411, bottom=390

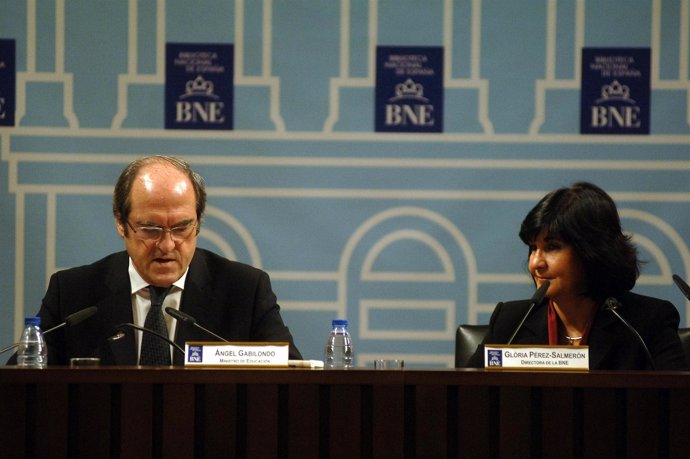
left=507, top=280, right=550, bottom=345
left=0, top=306, right=98, bottom=355
left=165, top=307, right=229, bottom=342
left=111, top=323, right=185, bottom=356
left=672, top=274, right=690, bottom=300
left=604, top=297, right=656, bottom=370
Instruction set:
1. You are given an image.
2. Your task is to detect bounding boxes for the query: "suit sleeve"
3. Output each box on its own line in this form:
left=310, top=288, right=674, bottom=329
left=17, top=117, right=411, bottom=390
left=647, top=300, right=689, bottom=371
left=250, top=270, right=303, bottom=360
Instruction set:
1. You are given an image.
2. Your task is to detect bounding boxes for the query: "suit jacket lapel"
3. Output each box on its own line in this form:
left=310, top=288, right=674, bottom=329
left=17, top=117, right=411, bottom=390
left=517, top=301, right=550, bottom=344
left=173, top=252, right=215, bottom=365
left=586, top=305, right=620, bottom=369
left=100, top=254, right=137, bottom=365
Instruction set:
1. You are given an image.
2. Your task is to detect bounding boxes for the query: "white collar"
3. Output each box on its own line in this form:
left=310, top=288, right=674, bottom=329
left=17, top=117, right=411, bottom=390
left=127, top=258, right=189, bottom=294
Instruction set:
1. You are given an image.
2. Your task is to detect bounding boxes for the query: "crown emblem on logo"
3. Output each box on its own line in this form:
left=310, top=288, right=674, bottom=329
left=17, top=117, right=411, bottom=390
left=389, top=78, right=429, bottom=102
left=599, top=80, right=632, bottom=102
left=396, top=78, right=423, bottom=98
left=181, top=75, right=218, bottom=99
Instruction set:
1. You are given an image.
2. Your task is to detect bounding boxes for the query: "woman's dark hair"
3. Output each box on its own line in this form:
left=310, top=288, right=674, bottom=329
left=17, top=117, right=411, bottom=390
left=518, top=182, right=639, bottom=301
left=112, top=155, right=207, bottom=234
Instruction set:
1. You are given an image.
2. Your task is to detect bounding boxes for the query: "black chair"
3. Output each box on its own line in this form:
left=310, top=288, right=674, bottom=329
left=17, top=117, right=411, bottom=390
left=455, top=324, right=690, bottom=368
left=454, top=324, right=488, bottom=368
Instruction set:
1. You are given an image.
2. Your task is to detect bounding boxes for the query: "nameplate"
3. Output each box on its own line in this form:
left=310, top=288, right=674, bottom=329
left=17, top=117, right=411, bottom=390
left=184, top=342, right=289, bottom=367
left=484, top=345, right=589, bottom=371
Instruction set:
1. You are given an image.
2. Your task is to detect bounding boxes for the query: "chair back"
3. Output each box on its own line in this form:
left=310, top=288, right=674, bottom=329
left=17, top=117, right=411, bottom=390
left=455, top=324, right=488, bottom=368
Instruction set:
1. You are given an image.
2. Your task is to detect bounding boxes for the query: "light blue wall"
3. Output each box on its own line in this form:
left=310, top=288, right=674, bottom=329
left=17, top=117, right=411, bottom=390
left=2, top=0, right=690, bottom=367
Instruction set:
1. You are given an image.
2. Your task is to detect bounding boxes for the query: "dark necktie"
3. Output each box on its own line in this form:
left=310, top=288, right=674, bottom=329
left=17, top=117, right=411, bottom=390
left=139, top=286, right=172, bottom=365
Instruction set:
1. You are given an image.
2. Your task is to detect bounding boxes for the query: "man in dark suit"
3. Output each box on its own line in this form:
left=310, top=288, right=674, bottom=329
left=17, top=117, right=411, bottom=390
left=14, top=155, right=301, bottom=365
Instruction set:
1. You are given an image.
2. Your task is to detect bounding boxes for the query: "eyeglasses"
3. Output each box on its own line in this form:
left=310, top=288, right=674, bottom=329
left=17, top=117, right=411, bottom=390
left=126, top=220, right=198, bottom=244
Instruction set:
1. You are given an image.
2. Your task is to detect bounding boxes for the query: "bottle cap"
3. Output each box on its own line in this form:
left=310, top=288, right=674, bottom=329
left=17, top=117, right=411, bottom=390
left=332, top=319, right=348, bottom=327
left=24, top=316, right=41, bottom=327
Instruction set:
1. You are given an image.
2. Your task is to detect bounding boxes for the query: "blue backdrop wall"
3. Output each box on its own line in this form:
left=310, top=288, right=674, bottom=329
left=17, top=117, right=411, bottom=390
left=2, top=0, right=690, bottom=366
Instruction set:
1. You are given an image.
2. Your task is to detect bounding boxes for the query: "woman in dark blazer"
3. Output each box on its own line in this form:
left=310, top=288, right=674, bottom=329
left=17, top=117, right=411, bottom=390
left=467, top=182, right=688, bottom=371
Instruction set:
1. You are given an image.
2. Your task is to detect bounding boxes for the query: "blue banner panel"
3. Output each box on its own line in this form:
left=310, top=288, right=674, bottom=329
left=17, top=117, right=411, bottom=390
left=375, top=46, right=443, bottom=133
left=0, top=39, right=16, bottom=127
left=165, top=43, right=234, bottom=130
left=580, top=47, right=650, bottom=135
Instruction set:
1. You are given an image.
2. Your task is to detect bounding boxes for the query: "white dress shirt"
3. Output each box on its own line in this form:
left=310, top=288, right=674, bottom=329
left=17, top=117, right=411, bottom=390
left=128, top=258, right=188, bottom=361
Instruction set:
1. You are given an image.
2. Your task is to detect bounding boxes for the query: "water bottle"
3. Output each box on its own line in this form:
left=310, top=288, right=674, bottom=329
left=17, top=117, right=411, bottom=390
left=17, top=316, right=48, bottom=368
left=324, top=319, right=353, bottom=368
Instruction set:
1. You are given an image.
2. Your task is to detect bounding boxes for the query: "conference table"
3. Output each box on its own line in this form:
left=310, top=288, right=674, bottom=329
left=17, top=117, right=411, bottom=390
left=2, top=367, right=690, bottom=458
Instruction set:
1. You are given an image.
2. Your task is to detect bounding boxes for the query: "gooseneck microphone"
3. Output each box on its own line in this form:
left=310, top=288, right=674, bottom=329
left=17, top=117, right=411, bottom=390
left=0, top=306, right=98, bottom=355
left=507, top=280, right=550, bottom=345
left=672, top=274, right=690, bottom=301
left=112, top=323, right=185, bottom=356
left=51, top=306, right=98, bottom=332
left=604, top=297, right=656, bottom=370
left=165, top=307, right=229, bottom=342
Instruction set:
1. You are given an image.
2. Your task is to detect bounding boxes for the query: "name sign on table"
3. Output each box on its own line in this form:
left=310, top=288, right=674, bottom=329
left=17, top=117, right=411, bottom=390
left=185, top=342, right=289, bottom=367
left=484, top=345, right=589, bottom=371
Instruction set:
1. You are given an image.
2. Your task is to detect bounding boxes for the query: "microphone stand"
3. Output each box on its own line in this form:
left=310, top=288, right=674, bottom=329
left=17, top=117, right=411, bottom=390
left=604, top=297, right=656, bottom=370
left=115, top=323, right=185, bottom=356
left=165, top=307, right=229, bottom=342
left=507, top=280, right=550, bottom=345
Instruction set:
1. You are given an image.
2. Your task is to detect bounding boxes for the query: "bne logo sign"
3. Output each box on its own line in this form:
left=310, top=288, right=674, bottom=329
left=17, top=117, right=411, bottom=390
left=175, top=75, right=225, bottom=124
left=384, top=78, right=435, bottom=128
left=187, top=345, right=203, bottom=363
left=589, top=80, right=640, bottom=129
left=0, top=39, right=15, bottom=127
left=580, top=48, right=650, bottom=135
left=385, top=104, right=435, bottom=127
left=165, top=43, right=233, bottom=130
left=176, top=101, right=225, bottom=124
left=487, top=350, right=503, bottom=367
left=590, top=106, right=641, bottom=129
left=375, top=46, right=443, bottom=133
